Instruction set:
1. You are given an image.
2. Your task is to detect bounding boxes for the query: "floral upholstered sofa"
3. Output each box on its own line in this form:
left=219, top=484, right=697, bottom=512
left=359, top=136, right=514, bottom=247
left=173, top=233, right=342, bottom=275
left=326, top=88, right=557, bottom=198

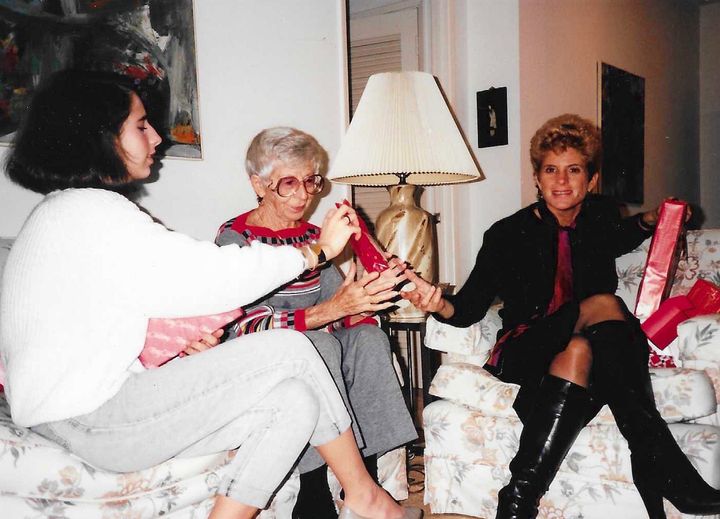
left=422, top=229, right=720, bottom=519
left=0, top=237, right=408, bottom=518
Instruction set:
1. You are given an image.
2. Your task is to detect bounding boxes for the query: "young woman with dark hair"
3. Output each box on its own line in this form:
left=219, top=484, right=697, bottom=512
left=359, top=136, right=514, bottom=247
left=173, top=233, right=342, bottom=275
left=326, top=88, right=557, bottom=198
left=6, top=70, right=139, bottom=192
left=0, top=69, right=420, bottom=519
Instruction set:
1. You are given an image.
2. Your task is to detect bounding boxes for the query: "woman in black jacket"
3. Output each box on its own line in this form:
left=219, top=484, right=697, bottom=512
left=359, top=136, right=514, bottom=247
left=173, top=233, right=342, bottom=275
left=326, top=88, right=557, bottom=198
left=403, top=114, right=720, bottom=519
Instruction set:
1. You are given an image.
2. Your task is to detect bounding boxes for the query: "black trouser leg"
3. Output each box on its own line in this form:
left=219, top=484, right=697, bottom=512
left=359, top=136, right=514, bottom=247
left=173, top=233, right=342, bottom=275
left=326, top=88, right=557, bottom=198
left=292, top=464, right=338, bottom=519
left=586, top=320, right=720, bottom=517
left=363, top=454, right=378, bottom=483
left=495, top=375, right=593, bottom=519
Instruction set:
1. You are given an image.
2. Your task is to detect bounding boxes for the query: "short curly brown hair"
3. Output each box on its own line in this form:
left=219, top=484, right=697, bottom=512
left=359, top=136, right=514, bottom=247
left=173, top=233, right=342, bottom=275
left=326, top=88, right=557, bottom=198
left=529, top=114, right=601, bottom=175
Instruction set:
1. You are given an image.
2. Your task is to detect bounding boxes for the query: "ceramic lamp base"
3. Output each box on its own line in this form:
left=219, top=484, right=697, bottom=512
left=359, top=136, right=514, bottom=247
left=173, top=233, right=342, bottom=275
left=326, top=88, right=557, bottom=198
left=376, top=184, right=438, bottom=321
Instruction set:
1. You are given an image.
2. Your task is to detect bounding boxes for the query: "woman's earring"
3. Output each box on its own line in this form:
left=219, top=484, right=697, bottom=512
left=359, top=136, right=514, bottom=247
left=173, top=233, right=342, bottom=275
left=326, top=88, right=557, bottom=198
left=536, top=186, right=543, bottom=200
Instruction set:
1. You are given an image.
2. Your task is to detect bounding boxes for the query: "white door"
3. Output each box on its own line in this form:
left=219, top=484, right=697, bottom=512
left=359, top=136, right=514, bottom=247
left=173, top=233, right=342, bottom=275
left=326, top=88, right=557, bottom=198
left=348, top=5, right=421, bottom=233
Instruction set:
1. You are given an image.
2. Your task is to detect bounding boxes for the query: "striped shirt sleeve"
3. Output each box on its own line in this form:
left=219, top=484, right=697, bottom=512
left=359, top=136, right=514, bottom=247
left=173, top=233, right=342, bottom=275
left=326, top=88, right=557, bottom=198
left=229, top=304, right=308, bottom=336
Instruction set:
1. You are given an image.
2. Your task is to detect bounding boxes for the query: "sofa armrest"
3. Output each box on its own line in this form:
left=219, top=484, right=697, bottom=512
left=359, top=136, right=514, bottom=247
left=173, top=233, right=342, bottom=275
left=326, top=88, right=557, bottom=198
left=677, top=314, right=720, bottom=411
left=677, top=314, right=720, bottom=363
left=429, top=362, right=519, bottom=417
left=424, top=303, right=502, bottom=363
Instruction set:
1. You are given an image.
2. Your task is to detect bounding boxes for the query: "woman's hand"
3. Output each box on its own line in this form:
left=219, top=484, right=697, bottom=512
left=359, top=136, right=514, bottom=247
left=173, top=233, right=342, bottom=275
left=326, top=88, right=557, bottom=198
left=641, top=206, right=660, bottom=228
left=329, top=262, right=406, bottom=318
left=316, top=204, right=361, bottom=260
left=643, top=199, right=693, bottom=228
left=183, top=328, right=224, bottom=356
left=301, top=257, right=408, bottom=328
left=400, top=269, right=454, bottom=318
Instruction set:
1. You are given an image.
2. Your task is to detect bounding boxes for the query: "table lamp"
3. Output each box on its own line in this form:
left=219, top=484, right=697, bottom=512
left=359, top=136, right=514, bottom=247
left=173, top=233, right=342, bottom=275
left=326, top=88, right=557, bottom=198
left=328, top=71, right=483, bottom=321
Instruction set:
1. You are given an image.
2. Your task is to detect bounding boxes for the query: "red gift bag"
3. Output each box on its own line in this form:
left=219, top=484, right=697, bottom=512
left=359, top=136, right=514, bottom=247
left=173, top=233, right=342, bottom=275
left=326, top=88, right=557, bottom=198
left=641, top=295, right=694, bottom=350
left=641, top=279, right=720, bottom=351
left=336, top=200, right=389, bottom=273
left=634, top=199, right=688, bottom=321
left=687, top=279, right=720, bottom=314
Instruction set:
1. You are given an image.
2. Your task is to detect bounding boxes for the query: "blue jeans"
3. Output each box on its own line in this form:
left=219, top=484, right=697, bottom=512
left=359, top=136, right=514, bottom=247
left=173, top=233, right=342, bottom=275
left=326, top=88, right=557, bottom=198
left=32, top=329, right=351, bottom=508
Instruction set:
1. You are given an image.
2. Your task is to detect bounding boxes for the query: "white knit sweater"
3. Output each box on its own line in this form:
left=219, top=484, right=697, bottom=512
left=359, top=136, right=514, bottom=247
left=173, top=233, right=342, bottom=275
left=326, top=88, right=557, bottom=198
left=0, top=189, right=305, bottom=427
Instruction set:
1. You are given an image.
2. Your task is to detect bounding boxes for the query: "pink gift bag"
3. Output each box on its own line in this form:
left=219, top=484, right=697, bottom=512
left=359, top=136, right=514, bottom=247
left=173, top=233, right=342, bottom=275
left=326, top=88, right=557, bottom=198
left=634, top=199, right=688, bottom=321
left=141, top=308, right=244, bottom=368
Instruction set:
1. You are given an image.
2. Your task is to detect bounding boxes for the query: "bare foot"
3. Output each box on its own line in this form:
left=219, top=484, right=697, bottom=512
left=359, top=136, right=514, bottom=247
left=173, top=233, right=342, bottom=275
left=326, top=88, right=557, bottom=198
left=342, top=483, right=404, bottom=518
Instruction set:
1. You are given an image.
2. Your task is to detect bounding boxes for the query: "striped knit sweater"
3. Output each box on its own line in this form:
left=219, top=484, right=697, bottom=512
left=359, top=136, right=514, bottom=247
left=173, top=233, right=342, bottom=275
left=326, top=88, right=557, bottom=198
left=216, top=211, right=376, bottom=335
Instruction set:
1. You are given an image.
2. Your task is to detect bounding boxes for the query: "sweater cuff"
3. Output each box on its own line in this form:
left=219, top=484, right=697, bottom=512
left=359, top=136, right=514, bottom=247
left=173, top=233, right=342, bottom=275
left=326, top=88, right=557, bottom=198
left=431, top=295, right=475, bottom=328
left=293, top=308, right=308, bottom=331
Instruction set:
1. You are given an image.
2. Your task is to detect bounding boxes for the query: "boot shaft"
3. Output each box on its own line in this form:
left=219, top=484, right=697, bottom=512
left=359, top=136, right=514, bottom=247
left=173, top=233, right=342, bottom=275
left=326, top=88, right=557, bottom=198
left=497, top=375, right=594, bottom=519
left=585, top=320, right=720, bottom=516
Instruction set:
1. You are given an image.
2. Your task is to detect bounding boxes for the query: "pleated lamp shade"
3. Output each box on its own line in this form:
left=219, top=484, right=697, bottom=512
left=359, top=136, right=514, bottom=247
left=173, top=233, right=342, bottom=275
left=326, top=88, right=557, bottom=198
left=328, top=71, right=484, bottom=186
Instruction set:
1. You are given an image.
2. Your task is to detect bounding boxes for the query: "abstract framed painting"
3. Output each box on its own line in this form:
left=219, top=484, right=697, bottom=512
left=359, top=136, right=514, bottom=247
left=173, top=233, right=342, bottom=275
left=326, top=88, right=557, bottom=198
left=599, top=62, right=645, bottom=204
left=0, top=0, right=202, bottom=158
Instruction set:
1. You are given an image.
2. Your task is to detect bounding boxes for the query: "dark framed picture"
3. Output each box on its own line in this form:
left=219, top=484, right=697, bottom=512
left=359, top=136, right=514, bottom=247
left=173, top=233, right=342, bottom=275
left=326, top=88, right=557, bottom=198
left=0, top=0, right=201, bottom=158
left=600, top=62, right=645, bottom=204
left=476, top=87, right=508, bottom=148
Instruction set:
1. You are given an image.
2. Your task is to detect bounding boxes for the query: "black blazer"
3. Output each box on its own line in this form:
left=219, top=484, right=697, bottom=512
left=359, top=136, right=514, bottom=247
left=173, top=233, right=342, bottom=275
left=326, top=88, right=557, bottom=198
left=437, top=195, right=652, bottom=333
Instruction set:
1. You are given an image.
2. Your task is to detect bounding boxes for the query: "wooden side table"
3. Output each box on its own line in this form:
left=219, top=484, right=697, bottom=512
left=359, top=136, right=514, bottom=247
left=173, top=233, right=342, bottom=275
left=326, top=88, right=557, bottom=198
left=380, top=315, right=441, bottom=428
left=381, top=314, right=441, bottom=491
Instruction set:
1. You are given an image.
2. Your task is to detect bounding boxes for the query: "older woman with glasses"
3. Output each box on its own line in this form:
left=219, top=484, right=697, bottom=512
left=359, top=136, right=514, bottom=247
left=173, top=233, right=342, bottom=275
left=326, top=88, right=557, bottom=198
left=216, top=127, right=417, bottom=519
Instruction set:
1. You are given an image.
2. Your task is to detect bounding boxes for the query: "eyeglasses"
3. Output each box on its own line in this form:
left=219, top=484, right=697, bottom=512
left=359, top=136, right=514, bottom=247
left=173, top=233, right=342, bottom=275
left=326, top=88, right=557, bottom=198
left=268, top=174, right=325, bottom=197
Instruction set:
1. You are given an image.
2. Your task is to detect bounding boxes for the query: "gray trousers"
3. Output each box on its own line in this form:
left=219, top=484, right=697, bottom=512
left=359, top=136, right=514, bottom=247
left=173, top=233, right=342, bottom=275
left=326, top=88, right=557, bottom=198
left=32, top=329, right=351, bottom=509
left=298, top=324, right=417, bottom=473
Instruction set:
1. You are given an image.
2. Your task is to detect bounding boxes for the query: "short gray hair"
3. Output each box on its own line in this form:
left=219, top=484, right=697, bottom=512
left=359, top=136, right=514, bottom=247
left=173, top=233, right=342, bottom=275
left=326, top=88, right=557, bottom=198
left=245, top=127, right=329, bottom=180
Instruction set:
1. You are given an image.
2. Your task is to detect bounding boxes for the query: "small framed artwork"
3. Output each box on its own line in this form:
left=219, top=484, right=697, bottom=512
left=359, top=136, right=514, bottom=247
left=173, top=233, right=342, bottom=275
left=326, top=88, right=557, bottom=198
left=0, top=0, right=202, bottom=159
left=599, top=62, right=645, bottom=204
left=476, top=87, right=508, bottom=148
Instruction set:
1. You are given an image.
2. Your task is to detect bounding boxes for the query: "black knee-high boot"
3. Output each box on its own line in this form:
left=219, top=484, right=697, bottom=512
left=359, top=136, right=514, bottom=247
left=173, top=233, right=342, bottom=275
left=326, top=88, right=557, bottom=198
left=496, top=375, right=593, bottom=519
left=293, top=464, right=338, bottom=519
left=586, top=320, right=720, bottom=518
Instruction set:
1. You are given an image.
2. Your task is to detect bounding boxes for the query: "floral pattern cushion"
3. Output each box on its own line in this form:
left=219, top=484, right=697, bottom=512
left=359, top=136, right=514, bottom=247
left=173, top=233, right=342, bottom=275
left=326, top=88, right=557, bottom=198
left=423, top=399, right=720, bottom=518
left=615, top=229, right=720, bottom=312
left=0, top=394, right=277, bottom=518
left=0, top=390, right=406, bottom=518
left=672, top=230, right=720, bottom=297
left=429, top=362, right=717, bottom=424
left=428, top=363, right=518, bottom=417
left=616, top=229, right=720, bottom=367
left=424, top=304, right=502, bottom=364
left=424, top=228, right=720, bottom=518
left=678, top=314, right=720, bottom=362
left=678, top=314, right=720, bottom=424
left=614, top=236, right=651, bottom=312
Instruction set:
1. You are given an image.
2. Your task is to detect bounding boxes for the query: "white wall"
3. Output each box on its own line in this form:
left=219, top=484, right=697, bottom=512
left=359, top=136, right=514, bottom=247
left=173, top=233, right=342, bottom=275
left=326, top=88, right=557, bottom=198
left=0, top=0, right=350, bottom=239
left=519, top=0, right=700, bottom=217
left=700, top=3, right=720, bottom=227
left=442, top=0, right=522, bottom=286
